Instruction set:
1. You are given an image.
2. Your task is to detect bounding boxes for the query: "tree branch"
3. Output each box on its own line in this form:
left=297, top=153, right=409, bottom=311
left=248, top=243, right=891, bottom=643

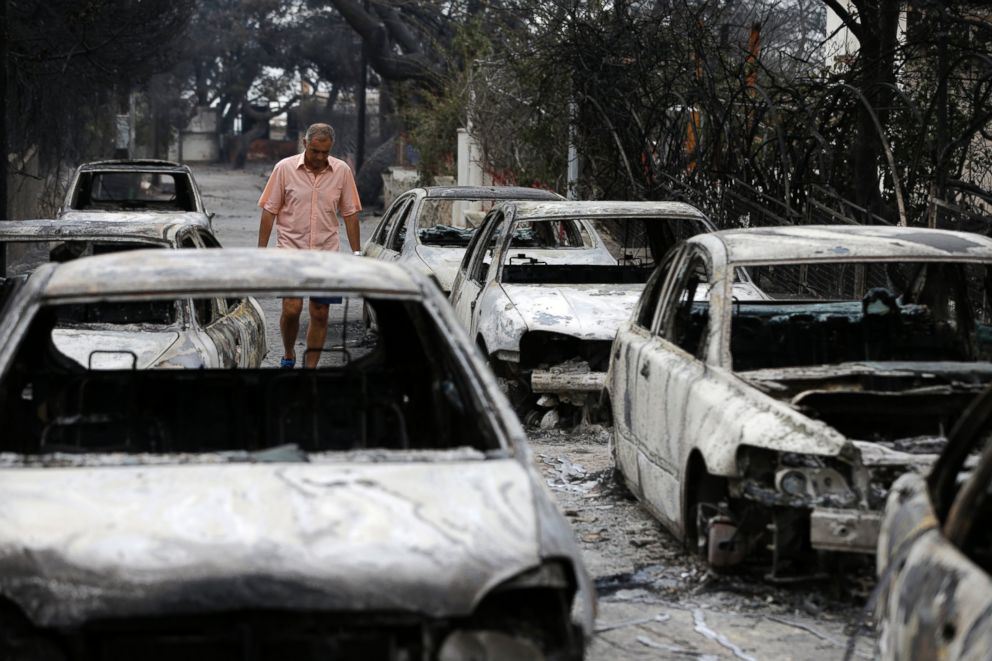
left=821, top=0, right=864, bottom=44
left=325, top=0, right=442, bottom=90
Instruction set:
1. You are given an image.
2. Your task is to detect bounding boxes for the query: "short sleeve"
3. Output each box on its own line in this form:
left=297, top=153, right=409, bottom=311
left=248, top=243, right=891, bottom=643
left=338, top=168, right=363, bottom=217
left=258, top=165, right=284, bottom=214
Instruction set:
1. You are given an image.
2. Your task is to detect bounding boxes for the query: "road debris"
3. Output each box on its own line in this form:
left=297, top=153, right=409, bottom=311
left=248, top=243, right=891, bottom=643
left=692, top=608, right=757, bottom=661
left=595, top=612, right=670, bottom=633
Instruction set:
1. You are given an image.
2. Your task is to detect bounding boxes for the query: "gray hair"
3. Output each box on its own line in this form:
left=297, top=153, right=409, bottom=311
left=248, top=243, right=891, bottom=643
left=304, top=123, right=335, bottom=144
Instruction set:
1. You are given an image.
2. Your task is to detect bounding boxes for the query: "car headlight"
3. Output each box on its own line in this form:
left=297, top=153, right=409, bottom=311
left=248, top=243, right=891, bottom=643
left=738, top=446, right=859, bottom=507
left=778, top=470, right=808, bottom=497
left=439, top=630, right=545, bottom=661
left=774, top=466, right=855, bottom=505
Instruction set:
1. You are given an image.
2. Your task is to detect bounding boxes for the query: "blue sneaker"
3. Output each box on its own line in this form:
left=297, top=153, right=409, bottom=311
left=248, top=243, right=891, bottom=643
left=279, top=357, right=296, bottom=369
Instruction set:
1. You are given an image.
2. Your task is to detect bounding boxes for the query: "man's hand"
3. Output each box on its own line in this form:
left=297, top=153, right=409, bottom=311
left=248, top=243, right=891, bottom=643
left=258, top=209, right=276, bottom=247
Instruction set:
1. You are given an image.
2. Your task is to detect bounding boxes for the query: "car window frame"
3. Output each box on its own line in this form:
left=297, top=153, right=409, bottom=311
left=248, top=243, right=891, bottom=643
left=458, top=208, right=497, bottom=275
left=385, top=197, right=418, bottom=252
left=174, top=227, right=227, bottom=322
left=467, top=210, right=506, bottom=284
left=373, top=195, right=414, bottom=247
left=655, top=246, right=713, bottom=359
left=635, top=249, right=679, bottom=331
left=649, top=246, right=688, bottom=334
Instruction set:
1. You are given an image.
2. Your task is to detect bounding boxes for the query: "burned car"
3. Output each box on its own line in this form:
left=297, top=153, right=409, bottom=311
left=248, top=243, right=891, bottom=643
left=875, top=385, right=992, bottom=660
left=364, top=185, right=561, bottom=294
left=0, top=219, right=265, bottom=369
left=607, top=225, right=992, bottom=577
left=58, top=160, right=214, bottom=230
left=0, top=249, right=593, bottom=659
left=448, top=200, right=730, bottom=423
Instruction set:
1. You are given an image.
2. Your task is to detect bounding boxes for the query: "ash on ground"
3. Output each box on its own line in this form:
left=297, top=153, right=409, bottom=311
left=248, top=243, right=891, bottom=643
left=527, top=425, right=876, bottom=661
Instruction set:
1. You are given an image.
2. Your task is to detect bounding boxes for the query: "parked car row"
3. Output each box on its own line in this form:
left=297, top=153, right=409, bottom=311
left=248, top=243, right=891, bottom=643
left=4, top=160, right=991, bottom=659
left=371, top=183, right=992, bottom=658
left=0, top=248, right=593, bottom=659
left=0, top=165, right=594, bottom=659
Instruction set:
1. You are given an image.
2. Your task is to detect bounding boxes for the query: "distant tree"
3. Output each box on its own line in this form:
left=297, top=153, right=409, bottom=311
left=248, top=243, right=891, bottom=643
left=175, top=0, right=380, bottom=167
left=317, top=0, right=529, bottom=188
left=5, top=0, right=194, bottom=215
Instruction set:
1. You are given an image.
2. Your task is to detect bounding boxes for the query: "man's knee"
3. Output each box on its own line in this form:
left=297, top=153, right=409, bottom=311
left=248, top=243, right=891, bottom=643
left=282, top=297, right=303, bottom=317
left=282, top=298, right=303, bottom=321
left=309, top=300, right=330, bottom=324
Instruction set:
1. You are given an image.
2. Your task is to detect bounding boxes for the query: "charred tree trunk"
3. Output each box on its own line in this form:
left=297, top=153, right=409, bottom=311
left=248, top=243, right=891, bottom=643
left=324, top=0, right=442, bottom=92
left=842, top=0, right=901, bottom=219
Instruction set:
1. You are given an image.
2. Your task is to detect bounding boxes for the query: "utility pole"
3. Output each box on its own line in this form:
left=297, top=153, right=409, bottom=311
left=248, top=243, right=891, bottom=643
left=933, top=18, right=948, bottom=228
left=355, top=0, right=369, bottom=172
left=567, top=100, right=579, bottom=200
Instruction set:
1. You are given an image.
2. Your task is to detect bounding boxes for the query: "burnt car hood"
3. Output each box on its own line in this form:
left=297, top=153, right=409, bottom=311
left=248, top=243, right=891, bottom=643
left=0, top=459, right=543, bottom=628
left=59, top=210, right=210, bottom=227
left=503, top=283, right=643, bottom=341
left=415, top=245, right=465, bottom=292
left=52, top=328, right=180, bottom=369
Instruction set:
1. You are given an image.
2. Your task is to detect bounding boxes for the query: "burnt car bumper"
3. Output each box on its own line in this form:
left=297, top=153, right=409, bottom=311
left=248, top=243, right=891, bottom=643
left=809, top=508, right=882, bottom=554
left=531, top=369, right=606, bottom=394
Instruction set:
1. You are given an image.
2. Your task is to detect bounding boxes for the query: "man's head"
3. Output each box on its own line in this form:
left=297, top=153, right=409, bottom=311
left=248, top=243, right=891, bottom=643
left=303, top=123, right=335, bottom=171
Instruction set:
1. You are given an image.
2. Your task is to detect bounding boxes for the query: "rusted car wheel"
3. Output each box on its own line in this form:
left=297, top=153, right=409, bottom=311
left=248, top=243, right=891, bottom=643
left=684, top=456, right=742, bottom=569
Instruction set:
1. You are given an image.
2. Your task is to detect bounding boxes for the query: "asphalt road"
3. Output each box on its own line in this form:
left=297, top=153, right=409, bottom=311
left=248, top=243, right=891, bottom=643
left=196, top=162, right=874, bottom=660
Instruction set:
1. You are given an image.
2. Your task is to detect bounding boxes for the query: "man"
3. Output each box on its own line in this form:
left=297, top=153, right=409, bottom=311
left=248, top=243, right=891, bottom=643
left=257, top=123, right=362, bottom=368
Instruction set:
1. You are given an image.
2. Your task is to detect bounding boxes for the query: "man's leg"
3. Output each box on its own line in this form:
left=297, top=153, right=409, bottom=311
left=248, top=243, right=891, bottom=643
left=281, top=297, right=304, bottom=364
left=304, top=299, right=330, bottom=368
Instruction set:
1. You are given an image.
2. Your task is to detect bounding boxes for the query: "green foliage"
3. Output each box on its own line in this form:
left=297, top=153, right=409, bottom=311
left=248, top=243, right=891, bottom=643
left=402, top=19, right=492, bottom=183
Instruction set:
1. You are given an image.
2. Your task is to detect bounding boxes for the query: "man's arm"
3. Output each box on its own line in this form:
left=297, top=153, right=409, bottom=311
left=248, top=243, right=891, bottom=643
left=343, top=212, right=361, bottom=253
left=258, top=209, right=277, bottom=247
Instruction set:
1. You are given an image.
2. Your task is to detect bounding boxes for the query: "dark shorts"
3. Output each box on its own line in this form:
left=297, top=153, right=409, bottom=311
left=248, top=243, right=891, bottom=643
left=311, top=296, right=342, bottom=305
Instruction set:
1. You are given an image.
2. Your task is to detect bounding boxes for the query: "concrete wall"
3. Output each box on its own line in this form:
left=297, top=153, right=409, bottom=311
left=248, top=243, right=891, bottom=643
left=181, top=107, right=220, bottom=163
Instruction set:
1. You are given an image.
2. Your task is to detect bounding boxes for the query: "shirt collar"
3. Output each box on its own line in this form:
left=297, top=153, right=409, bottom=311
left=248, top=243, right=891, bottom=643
left=296, top=153, right=336, bottom=173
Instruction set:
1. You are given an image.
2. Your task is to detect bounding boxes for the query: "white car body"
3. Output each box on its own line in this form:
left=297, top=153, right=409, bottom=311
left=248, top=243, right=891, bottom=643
left=608, top=225, right=992, bottom=575
left=0, top=249, right=592, bottom=658
left=0, top=219, right=265, bottom=369
left=363, top=185, right=562, bottom=293
left=58, top=159, right=213, bottom=231
left=448, top=200, right=721, bottom=415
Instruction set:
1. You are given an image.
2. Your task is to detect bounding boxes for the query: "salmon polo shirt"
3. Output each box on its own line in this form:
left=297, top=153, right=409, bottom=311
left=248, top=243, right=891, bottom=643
left=258, top=153, right=363, bottom=251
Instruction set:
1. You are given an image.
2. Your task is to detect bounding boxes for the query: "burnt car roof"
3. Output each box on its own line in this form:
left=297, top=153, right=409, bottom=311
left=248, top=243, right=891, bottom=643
left=421, top=186, right=562, bottom=200
left=694, top=225, right=992, bottom=264
left=76, top=159, right=190, bottom=172
left=0, top=218, right=200, bottom=242
left=507, top=200, right=711, bottom=221
left=42, top=248, right=423, bottom=300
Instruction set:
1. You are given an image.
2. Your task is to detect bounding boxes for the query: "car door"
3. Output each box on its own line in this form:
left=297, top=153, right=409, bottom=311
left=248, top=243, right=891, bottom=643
left=193, top=228, right=265, bottom=367
left=448, top=210, right=492, bottom=301
left=365, top=194, right=413, bottom=260
left=451, top=209, right=505, bottom=335
left=877, top=394, right=992, bottom=661
left=203, top=294, right=265, bottom=368
left=611, top=249, right=680, bottom=491
left=372, top=196, right=415, bottom=262
left=386, top=197, right=419, bottom=260
left=174, top=228, right=237, bottom=367
left=632, top=246, right=715, bottom=530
